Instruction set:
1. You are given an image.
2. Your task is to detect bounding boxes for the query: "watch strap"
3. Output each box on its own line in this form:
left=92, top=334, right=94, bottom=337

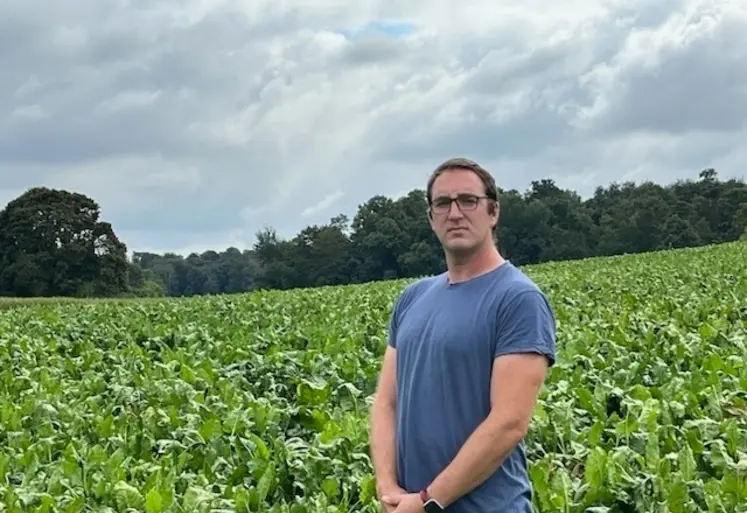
left=419, top=488, right=444, bottom=512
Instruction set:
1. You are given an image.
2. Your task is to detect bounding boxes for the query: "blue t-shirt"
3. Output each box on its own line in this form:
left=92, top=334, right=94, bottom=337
left=388, top=261, right=556, bottom=512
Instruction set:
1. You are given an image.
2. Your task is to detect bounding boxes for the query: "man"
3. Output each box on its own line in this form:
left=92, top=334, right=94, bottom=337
left=369, top=158, right=556, bottom=512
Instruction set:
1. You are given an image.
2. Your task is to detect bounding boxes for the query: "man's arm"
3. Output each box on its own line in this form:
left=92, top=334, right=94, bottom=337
left=370, top=345, right=401, bottom=498
left=426, top=353, right=548, bottom=507
left=426, top=289, right=556, bottom=508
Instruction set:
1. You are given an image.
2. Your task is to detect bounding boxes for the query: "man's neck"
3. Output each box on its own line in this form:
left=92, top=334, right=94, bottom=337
left=446, top=245, right=505, bottom=284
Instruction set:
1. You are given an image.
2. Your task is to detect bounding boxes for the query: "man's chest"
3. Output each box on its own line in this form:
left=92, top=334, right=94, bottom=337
left=396, top=295, right=496, bottom=367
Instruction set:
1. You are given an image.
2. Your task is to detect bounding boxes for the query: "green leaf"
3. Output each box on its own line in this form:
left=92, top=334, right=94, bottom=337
left=145, top=488, right=163, bottom=513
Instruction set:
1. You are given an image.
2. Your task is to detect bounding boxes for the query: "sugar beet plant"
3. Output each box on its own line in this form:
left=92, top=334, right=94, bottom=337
left=0, top=241, right=746, bottom=512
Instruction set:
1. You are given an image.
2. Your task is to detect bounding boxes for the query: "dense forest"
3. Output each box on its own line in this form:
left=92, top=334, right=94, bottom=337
left=0, top=168, right=745, bottom=298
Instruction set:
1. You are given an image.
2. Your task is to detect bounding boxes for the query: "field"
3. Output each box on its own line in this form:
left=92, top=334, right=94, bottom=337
left=1, top=242, right=746, bottom=513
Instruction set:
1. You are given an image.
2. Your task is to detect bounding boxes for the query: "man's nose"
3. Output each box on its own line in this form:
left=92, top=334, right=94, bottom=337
left=447, top=202, right=464, bottom=217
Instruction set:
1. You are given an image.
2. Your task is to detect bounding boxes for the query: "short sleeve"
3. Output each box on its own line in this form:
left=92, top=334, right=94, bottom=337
left=387, top=306, right=399, bottom=349
left=387, top=287, right=409, bottom=349
left=494, top=289, right=556, bottom=367
left=387, top=279, right=427, bottom=349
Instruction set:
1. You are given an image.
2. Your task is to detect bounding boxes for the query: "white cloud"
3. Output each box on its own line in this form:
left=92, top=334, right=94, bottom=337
left=1, top=0, right=745, bottom=254
left=301, top=190, right=344, bottom=218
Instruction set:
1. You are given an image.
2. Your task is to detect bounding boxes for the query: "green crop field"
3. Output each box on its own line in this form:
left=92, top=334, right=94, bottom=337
left=1, top=242, right=746, bottom=513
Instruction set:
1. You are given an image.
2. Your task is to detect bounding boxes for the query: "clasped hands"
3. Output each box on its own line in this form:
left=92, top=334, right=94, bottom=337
left=380, top=490, right=425, bottom=513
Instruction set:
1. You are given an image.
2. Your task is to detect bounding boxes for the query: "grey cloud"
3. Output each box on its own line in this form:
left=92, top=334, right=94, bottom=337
left=373, top=104, right=576, bottom=164
left=0, top=6, right=284, bottom=165
left=340, top=36, right=407, bottom=65
left=460, top=41, right=588, bottom=98
left=365, top=2, right=747, bottom=176
left=1, top=0, right=746, bottom=254
left=601, top=48, right=747, bottom=134
left=575, top=9, right=747, bottom=134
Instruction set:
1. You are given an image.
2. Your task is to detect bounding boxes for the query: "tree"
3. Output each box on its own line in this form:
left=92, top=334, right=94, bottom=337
left=0, top=187, right=129, bottom=297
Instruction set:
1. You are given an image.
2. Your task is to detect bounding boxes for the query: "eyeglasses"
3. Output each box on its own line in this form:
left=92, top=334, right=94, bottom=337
left=429, top=194, right=489, bottom=214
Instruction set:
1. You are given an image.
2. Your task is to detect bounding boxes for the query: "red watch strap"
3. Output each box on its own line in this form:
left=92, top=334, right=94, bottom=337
left=419, top=488, right=430, bottom=502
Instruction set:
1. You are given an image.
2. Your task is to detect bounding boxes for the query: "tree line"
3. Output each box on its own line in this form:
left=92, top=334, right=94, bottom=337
left=0, top=168, right=745, bottom=298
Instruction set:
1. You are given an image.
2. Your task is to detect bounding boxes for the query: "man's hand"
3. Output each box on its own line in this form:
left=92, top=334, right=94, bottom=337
left=380, top=492, right=424, bottom=513
left=378, top=486, right=406, bottom=512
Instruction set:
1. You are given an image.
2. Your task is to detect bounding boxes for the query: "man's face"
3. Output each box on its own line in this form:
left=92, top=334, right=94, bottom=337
left=428, top=169, right=497, bottom=255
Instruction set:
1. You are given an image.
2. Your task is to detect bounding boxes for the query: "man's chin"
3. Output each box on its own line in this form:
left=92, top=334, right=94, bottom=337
left=444, top=240, right=477, bottom=254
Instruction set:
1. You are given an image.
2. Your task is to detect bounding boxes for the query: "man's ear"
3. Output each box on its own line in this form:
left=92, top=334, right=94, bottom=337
left=426, top=208, right=436, bottom=230
left=490, top=201, right=500, bottom=226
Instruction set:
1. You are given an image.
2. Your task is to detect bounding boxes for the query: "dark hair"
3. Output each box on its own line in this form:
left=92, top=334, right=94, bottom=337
left=426, top=157, right=499, bottom=205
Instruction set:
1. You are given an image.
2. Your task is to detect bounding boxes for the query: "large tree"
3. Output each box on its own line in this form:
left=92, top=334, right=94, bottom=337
left=0, top=187, right=129, bottom=297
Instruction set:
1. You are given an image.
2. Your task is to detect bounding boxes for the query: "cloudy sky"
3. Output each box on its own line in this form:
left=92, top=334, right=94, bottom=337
left=2, top=0, right=746, bottom=256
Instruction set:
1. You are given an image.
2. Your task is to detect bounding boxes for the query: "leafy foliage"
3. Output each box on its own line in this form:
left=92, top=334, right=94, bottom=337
left=1, top=241, right=746, bottom=512
left=2, top=169, right=747, bottom=299
left=135, top=169, right=747, bottom=297
left=0, top=188, right=130, bottom=298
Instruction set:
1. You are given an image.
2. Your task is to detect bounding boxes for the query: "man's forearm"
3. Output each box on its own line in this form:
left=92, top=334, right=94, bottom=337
left=426, top=413, right=526, bottom=507
left=370, top=400, right=398, bottom=493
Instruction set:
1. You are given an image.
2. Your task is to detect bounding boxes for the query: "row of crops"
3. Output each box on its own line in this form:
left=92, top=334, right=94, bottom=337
left=1, top=241, right=746, bottom=512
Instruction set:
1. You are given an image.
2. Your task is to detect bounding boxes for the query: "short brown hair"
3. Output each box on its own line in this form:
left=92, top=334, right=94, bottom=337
left=426, top=157, right=499, bottom=205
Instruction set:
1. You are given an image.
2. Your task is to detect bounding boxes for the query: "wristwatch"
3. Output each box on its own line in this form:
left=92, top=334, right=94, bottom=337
left=419, top=489, right=444, bottom=512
